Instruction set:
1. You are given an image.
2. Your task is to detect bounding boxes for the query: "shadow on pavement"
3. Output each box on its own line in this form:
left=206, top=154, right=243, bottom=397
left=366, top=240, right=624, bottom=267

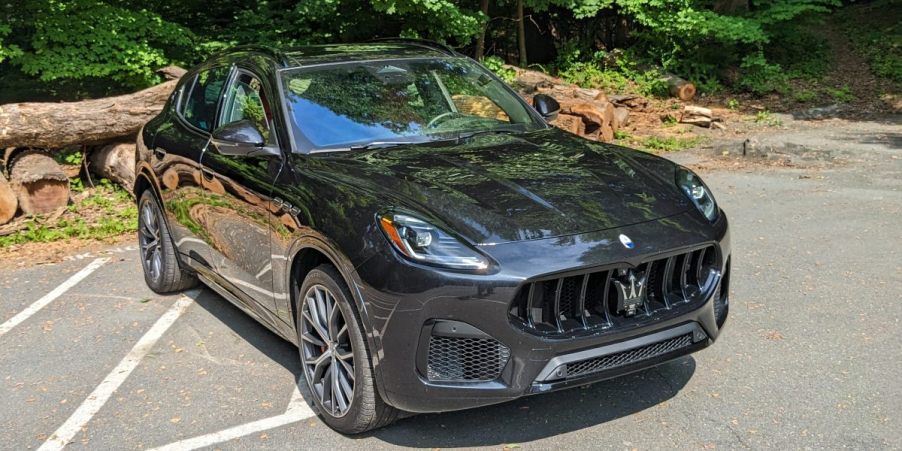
left=368, top=357, right=696, bottom=448
left=189, top=289, right=303, bottom=378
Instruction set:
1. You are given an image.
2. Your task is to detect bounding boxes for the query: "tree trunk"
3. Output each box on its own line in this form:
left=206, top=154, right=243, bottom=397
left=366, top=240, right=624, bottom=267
left=8, top=150, right=69, bottom=215
left=89, top=142, right=135, bottom=191
left=517, top=0, right=527, bottom=67
left=475, top=0, right=490, bottom=60
left=663, top=74, right=696, bottom=101
left=0, top=173, right=17, bottom=225
left=0, top=67, right=185, bottom=149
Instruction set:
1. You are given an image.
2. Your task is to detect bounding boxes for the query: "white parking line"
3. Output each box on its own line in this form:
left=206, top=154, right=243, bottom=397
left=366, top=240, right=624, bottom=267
left=39, top=291, right=199, bottom=451
left=148, top=382, right=316, bottom=451
left=0, top=257, right=110, bottom=338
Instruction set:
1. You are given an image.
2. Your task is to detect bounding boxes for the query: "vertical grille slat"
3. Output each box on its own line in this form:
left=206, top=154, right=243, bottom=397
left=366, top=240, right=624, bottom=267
left=553, top=278, right=564, bottom=331
left=510, top=245, right=721, bottom=336
left=577, top=274, right=589, bottom=327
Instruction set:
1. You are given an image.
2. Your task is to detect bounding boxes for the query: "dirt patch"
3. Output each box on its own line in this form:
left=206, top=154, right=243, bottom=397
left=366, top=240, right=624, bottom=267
left=0, top=233, right=135, bottom=269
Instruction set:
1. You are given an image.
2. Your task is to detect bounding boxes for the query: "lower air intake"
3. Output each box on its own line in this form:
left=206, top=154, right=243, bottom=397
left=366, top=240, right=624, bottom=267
left=564, top=333, right=693, bottom=379
left=426, top=335, right=510, bottom=382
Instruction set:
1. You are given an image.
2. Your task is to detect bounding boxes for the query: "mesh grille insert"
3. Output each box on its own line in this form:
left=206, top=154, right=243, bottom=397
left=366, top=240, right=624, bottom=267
left=564, top=334, right=693, bottom=379
left=426, top=336, right=510, bottom=382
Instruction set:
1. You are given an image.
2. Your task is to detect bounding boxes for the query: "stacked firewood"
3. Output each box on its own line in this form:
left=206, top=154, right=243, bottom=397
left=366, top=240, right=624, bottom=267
left=508, top=66, right=635, bottom=143
left=0, top=67, right=186, bottom=226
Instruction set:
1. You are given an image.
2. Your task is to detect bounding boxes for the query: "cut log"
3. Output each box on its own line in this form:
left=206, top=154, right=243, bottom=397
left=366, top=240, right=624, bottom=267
left=8, top=150, right=69, bottom=215
left=0, top=173, right=17, bottom=225
left=89, top=142, right=135, bottom=191
left=608, top=94, right=649, bottom=111
left=551, top=114, right=585, bottom=135
left=680, top=105, right=716, bottom=128
left=663, top=74, right=696, bottom=101
left=0, top=67, right=185, bottom=149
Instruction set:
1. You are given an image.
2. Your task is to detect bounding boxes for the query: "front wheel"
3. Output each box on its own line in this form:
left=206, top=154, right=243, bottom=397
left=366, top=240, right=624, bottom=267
left=137, top=190, right=197, bottom=293
left=296, top=265, right=398, bottom=434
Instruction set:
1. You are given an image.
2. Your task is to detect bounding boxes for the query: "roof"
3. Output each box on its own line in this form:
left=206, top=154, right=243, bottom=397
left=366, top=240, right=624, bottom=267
left=225, top=40, right=460, bottom=69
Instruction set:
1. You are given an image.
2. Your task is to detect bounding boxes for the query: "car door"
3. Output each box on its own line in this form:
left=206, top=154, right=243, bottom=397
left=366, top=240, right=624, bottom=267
left=151, top=64, right=233, bottom=269
left=199, top=68, right=284, bottom=315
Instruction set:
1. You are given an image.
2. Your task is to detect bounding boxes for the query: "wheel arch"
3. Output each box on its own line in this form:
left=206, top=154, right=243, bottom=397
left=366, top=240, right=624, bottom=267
left=285, top=237, right=391, bottom=403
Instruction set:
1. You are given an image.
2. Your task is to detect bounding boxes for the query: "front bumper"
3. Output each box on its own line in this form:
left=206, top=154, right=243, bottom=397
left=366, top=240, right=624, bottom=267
left=353, top=211, right=730, bottom=413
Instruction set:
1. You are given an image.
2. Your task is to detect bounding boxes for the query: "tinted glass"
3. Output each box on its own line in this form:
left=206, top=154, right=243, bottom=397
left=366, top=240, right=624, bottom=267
left=281, top=58, right=543, bottom=150
left=220, top=72, right=273, bottom=142
left=182, top=66, right=231, bottom=131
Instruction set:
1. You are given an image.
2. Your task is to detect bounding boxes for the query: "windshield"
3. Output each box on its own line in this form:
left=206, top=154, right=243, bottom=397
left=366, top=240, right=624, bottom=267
left=280, top=58, right=545, bottom=151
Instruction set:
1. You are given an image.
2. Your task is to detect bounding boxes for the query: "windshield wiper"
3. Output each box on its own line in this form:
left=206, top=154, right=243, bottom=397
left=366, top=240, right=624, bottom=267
left=346, top=141, right=422, bottom=151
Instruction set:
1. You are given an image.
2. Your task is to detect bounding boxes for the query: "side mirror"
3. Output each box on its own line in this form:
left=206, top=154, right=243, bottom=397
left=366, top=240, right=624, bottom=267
left=210, top=120, right=280, bottom=158
left=533, top=94, right=560, bottom=122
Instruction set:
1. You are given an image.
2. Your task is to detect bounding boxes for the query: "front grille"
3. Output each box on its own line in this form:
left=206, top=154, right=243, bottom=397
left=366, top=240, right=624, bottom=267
left=426, top=336, right=510, bottom=382
left=510, top=246, right=720, bottom=336
left=564, top=333, right=693, bottom=379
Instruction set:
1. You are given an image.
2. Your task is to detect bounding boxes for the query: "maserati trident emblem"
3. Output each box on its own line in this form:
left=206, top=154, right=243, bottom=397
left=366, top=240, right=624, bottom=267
left=619, top=234, right=635, bottom=249
left=613, top=269, right=647, bottom=316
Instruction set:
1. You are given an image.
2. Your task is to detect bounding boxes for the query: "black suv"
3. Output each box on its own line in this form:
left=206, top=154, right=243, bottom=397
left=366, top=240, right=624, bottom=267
left=135, top=40, right=731, bottom=434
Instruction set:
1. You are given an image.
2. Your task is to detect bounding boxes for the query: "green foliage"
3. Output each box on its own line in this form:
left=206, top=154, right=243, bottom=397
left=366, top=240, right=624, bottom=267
left=557, top=48, right=666, bottom=96
left=0, top=179, right=137, bottom=248
left=793, top=89, right=817, bottom=103
left=5, top=0, right=195, bottom=89
left=483, top=56, right=516, bottom=83
left=726, top=98, right=740, bottom=110
left=841, top=0, right=902, bottom=85
left=738, top=53, right=790, bottom=96
left=826, top=85, right=855, bottom=102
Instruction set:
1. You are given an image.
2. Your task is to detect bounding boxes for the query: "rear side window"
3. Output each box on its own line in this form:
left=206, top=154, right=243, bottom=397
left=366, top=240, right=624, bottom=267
left=181, top=66, right=231, bottom=131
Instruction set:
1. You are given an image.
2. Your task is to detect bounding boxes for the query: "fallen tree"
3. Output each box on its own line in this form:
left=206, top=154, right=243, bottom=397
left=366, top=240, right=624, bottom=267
left=0, top=67, right=185, bottom=150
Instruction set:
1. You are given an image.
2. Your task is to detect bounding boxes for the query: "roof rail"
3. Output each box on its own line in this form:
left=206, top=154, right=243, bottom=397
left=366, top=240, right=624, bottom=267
left=211, top=45, right=292, bottom=67
left=368, top=38, right=459, bottom=56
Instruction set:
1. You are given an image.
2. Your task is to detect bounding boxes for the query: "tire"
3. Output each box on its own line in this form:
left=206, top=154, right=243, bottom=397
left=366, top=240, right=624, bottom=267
left=296, top=264, right=399, bottom=434
left=137, top=190, right=198, bottom=293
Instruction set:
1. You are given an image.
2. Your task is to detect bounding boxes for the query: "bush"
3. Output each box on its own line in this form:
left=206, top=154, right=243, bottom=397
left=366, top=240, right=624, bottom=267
left=483, top=56, right=517, bottom=84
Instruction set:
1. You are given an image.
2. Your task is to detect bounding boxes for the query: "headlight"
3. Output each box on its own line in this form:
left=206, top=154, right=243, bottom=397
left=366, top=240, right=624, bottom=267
left=378, top=213, right=489, bottom=271
left=675, top=167, right=718, bottom=222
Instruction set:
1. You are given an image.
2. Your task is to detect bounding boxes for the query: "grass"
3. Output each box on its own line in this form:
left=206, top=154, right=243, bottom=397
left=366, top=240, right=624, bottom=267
left=754, top=110, right=783, bottom=127
left=641, top=135, right=703, bottom=152
left=826, top=85, right=855, bottom=103
left=793, top=89, right=817, bottom=103
left=0, top=179, right=136, bottom=248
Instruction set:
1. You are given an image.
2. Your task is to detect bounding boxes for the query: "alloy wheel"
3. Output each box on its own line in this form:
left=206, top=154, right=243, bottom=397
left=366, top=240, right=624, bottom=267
left=300, top=284, right=355, bottom=417
left=139, top=202, right=163, bottom=282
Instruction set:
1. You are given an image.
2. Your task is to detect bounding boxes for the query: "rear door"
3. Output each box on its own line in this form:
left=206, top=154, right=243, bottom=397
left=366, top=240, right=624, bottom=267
left=151, top=64, right=233, bottom=269
left=199, top=68, right=284, bottom=315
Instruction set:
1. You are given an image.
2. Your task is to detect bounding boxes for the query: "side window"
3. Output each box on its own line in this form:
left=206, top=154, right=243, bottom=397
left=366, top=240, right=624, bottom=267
left=182, top=65, right=231, bottom=132
left=220, top=72, right=273, bottom=142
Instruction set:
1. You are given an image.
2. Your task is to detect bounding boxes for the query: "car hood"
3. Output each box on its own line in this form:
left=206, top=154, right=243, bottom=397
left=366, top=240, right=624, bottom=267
left=309, top=129, right=690, bottom=245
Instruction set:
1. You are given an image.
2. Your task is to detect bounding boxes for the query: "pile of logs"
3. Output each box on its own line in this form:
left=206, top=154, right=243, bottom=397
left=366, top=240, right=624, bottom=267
left=509, top=67, right=633, bottom=143
left=0, top=67, right=186, bottom=226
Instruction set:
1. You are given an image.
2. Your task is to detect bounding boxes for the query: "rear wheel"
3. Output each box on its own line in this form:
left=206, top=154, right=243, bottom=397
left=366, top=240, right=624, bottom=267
left=297, top=265, right=398, bottom=434
left=137, top=190, right=197, bottom=293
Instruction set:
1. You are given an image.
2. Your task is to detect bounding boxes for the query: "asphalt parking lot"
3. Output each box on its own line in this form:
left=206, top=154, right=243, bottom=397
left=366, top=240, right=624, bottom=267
left=1, top=117, right=900, bottom=450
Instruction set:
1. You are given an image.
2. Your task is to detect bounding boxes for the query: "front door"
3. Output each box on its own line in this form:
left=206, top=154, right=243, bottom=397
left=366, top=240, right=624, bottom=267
left=199, top=69, right=284, bottom=315
left=153, top=64, right=232, bottom=269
